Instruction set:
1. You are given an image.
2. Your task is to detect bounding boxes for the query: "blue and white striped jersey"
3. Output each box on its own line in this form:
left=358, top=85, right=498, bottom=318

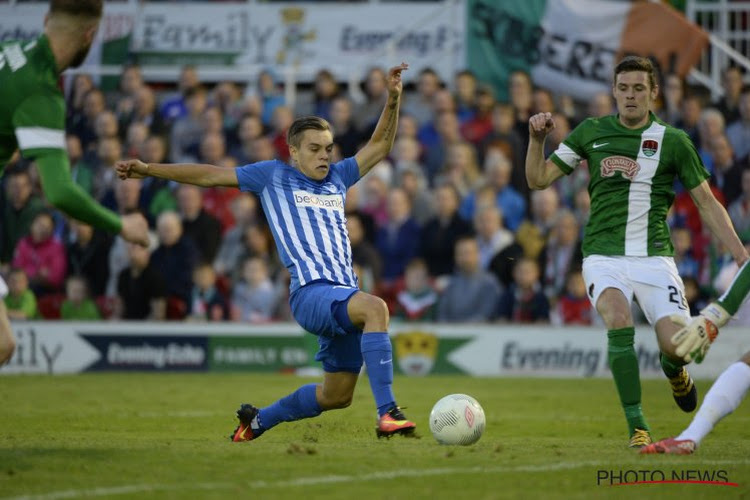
left=235, top=157, right=360, bottom=293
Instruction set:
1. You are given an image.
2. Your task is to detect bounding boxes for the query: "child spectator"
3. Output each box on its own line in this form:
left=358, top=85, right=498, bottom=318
left=231, top=257, right=278, bottom=323
left=4, top=268, right=38, bottom=320
left=188, top=263, right=229, bottom=321
left=554, top=271, right=592, bottom=326
left=60, top=276, right=101, bottom=320
left=393, top=259, right=438, bottom=322
left=497, top=257, right=550, bottom=323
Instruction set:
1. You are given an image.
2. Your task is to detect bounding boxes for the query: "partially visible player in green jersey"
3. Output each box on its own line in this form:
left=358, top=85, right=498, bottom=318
left=525, top=56, right=749, bottom=449
left=0, top=0, right=149, bottom=365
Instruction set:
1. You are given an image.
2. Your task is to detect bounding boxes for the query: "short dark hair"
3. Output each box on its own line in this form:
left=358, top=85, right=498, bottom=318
left=49, top=0, right=103, bottom=19
left=287, top=116, right=331, bottom=149
left=455, top=69, right=476, bottom=80
left=614, top=56, right=657, bottom=90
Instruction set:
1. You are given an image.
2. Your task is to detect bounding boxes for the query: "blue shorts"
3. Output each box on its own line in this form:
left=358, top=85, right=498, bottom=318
left=290, top=281, right=363, bottom=374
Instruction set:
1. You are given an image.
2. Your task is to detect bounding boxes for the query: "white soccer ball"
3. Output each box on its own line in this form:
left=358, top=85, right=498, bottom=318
left=429, top=394, right=486, bottom=446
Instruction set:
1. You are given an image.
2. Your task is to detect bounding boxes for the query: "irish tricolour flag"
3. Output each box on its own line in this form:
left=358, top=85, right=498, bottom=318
left=468, top=0, right=708, bottom=101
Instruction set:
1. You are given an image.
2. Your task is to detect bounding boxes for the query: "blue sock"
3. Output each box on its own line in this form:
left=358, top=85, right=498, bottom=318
left=361, top=332, right=396, bottom=417
left=257, top=383, right=322, bottom=431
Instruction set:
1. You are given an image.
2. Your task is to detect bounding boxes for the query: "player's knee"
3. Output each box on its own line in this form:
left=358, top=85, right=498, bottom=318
left=320, top=391, right=353, bottom=410
left=331, top=394, right=353, bottom=409
left=366, top=296, right=390, bottom=326
left=606, top=310, right=631, bottom=329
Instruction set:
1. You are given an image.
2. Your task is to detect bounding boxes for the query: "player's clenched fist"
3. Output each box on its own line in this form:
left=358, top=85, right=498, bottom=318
left=119, top=213, right=150, bottom=247
left=115, top=159, right=150, bottom=180
left=528, top=112, right=555, bottom=140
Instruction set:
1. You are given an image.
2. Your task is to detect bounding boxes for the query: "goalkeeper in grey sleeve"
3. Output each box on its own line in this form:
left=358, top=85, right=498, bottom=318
left=642, top=258, right=750, bottom=454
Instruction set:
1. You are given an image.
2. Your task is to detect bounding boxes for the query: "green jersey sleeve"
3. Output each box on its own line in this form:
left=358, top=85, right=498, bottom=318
left=35, top=150, right=122, bottom=233
left=12, top=94, right=66, bottom=157
left=549, top=118, right=590, bottom=175
left=672, top=129, right=710, bottom=190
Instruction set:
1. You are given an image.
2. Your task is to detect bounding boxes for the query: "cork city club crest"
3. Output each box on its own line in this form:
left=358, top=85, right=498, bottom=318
left=642, top=139, right=658, bottom=157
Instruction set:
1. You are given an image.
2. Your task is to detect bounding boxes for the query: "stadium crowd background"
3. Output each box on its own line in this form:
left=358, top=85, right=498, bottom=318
left=2, top=54, right=749, bottom=326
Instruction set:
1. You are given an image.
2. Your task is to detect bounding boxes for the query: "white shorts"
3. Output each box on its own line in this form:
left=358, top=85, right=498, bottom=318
left=0, top=275, right=6, bottom=298
left=582, top=255, right=689, bottom=325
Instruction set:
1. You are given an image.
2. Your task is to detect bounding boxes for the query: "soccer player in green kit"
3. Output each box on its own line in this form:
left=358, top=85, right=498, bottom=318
left=0, top=0, right=149, bottom=365
left=525, top=56, right=749, bottom=448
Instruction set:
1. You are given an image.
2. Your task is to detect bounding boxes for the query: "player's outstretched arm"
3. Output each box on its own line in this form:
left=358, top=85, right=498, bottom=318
left=690, top=181, right=749, bottom=268
left=525, top=112, right=565, bottom=190
left=35, top=151, right=149, bottom=247
left=670, top=181, right=750, bottom=364
left=355, top=62, right=408, bottom=177
left=115, top=159, right=239, bottom=188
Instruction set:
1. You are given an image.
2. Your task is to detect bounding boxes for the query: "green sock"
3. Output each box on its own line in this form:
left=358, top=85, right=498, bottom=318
left=660, top=352, right=684, bottom=378
left=608, top=327, right=649, bottom=435
left=717, top=259, right=750, bottom=316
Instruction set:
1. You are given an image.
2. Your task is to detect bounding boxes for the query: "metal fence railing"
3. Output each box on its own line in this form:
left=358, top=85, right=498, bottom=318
left=686, top=0, right=750, bottom=100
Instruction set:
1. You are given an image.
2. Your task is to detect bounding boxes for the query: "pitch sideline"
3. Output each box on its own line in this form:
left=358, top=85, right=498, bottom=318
left=5, top=459, right=750, bottom=499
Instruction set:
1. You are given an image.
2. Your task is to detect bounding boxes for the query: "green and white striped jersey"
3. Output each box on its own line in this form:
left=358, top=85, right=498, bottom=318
left=0, top=35, right=65, bottom=172
left=550, top=113, right=709, bottom=258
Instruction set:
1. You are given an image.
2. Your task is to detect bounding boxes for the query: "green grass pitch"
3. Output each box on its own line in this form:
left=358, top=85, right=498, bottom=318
left=1, top=373, right=749, bottom=499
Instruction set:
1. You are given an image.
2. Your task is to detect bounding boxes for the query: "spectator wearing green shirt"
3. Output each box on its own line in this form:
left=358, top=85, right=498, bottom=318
left=60, top=276, right=100, bottom=321
left=4, top=268, right=39, bottom=320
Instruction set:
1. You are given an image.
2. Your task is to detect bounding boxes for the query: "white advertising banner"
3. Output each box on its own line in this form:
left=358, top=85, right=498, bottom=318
left=0, top=2, right=464, bottom=81
left=130, top=2, right=464, bottom=80
left=1, top=322, right=746, bottom=380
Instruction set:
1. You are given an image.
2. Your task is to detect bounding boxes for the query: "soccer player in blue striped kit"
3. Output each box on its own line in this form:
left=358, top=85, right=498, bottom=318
left=115, top=63, right=416, bottom=440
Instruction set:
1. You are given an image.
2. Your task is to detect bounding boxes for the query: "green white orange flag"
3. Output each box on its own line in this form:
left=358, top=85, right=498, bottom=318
left=468, top=0, right=709, bottom=101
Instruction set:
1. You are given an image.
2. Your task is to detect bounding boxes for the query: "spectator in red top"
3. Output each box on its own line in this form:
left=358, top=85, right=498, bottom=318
left=12, top=211, right=67, bottom=294
left=555, top=270, right=593, bottom=325
left=460, top=85, right=495, bottom=146
left=270, top=106, right=294, bottom=162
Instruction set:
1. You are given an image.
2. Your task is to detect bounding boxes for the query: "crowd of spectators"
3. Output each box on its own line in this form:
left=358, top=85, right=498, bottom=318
left=2, top=62, right=749, bottom=325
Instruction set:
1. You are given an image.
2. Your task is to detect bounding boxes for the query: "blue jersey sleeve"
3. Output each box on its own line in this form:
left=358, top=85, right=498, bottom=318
left=235, top=161, right=276, bottom=194
left=332, top=157, right=360, bottom=189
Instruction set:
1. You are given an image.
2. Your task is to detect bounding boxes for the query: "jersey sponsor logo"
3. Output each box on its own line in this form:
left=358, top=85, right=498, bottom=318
left=592, top=142, right=609, bottom=149
left=1, top=43, right=27, bottom=72
left=600, top=156, right=640, bottom=181
left=642, top=139, right=659, bottom=157
left=293, top=190, right=344, bottom=211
